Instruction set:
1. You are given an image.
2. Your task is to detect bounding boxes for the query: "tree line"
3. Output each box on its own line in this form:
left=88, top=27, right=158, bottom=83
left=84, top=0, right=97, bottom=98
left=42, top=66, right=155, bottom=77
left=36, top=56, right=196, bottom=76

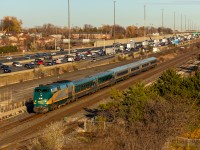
left=0, top=16, right=173, bottom=39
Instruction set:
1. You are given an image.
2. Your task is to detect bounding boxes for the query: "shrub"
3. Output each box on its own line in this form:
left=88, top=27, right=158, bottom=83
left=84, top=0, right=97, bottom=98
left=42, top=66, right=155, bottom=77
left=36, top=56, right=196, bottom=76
left=0, top=45, right=18, bottom=53
left=27, top=121, right=65, bottom=150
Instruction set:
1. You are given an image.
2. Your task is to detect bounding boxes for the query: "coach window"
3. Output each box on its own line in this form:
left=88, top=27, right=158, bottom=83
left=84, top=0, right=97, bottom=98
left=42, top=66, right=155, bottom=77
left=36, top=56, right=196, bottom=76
left=151, top=60, right=157, bottom=64
left=131, top=66, right=139, bottom=71
left=142, top=63, right=149, bottom=67
left=117, top=70, right=128, bottom=76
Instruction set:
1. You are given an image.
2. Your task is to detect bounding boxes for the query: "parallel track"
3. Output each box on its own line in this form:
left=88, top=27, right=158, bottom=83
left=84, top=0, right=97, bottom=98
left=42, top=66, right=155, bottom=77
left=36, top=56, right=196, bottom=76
left=0, top=48, right=199, bottom=149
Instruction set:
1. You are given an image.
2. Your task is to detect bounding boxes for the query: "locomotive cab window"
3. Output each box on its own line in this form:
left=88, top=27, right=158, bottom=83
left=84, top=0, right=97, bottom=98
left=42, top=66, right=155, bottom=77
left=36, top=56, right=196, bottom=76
left=35, top=89, right=42, bottom=92
left=42, top=89, right=49, bottom=92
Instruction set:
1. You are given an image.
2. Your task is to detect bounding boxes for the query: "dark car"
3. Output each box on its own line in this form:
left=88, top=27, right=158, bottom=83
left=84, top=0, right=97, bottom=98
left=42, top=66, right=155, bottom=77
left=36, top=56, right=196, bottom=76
left=24, top=63, right=35, bottom=69
left=25, top=55, right=31, bottom=59
left=35, top=53, right=42, bottom=58
left=35, top=58, right=42, bottom=62
left=45, top=61, right=54, bottom=66
left=74, top=57, right=80, bottom=61
left=4, top=68, right=11, bottom=73
left=1, top=65, right=9, bottom=70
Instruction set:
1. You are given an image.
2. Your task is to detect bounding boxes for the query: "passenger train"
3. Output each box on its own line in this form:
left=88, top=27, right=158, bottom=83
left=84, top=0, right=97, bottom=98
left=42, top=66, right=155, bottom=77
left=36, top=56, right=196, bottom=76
left=33, top=57, right=157, bottom=113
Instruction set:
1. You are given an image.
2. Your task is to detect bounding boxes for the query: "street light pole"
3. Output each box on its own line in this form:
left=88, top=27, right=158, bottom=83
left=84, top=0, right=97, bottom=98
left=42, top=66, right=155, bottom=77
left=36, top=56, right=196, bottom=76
left=144, top=5, right=146, bottom=40
left=68, top=0, right=71, bottom=54
left=181, top=14, right=182, bottom=32
left=113, top=1, right=116, bottom=48
left=162, top=8, right=163, bottom=35
left=1, top=20, right=3, bottom=32
left=174, top=11, right=176, bottom=35
left=185, top=15, right=186, bottom=32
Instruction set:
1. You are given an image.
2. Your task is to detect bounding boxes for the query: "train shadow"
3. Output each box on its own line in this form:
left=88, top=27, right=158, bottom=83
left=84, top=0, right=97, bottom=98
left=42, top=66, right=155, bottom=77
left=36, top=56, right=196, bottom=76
left=25, top=99, right=35, bottom=113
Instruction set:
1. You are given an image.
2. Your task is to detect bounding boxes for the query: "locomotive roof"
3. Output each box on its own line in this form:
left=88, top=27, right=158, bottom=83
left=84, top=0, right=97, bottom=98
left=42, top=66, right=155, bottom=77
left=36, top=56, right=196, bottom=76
left=109, top=57, right=156, bottom=72
left=36, top=80, right=73, bottom=90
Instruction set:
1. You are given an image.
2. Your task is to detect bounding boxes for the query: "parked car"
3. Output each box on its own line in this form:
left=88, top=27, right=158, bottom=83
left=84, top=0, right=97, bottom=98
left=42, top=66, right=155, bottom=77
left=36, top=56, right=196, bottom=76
left=4, top=68, right=11, bottom=73
left=12, top=61, right=22, bottom=67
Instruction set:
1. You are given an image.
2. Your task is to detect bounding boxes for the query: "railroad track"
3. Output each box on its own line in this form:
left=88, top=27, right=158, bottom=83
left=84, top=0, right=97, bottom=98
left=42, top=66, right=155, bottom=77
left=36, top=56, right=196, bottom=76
left=0, top=48, right=199, bottom=149
left=0, top=114, right=44, bottom=133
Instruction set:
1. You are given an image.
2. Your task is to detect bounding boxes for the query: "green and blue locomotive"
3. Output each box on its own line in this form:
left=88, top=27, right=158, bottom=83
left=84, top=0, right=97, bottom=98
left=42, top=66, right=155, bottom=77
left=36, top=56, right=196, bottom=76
left=33, top=57, right=157, bottom=113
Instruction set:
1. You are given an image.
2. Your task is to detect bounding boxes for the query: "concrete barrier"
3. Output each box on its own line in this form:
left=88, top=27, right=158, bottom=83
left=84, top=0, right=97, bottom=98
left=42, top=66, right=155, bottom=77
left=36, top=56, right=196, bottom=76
left=0, top=101, right=26, bottom=121
left=94, top=35, right=172, bottom=47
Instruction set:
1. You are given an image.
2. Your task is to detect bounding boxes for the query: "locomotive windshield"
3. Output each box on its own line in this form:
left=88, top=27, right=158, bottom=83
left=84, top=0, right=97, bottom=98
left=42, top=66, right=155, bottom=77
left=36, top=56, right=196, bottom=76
left=35, top=89, right=49, bottom=92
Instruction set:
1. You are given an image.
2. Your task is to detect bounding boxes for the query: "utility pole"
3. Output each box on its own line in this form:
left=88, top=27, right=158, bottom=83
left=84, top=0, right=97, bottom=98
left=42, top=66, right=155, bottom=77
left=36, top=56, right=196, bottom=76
left=113, top=1, right=116, bottom=48
left=1, top=20, right=3, bottom=32
left=181, top=14, right=182, bottom=32
left=185, top=15, right=186, bottom=32
left=174, top=12, right=176, bottom=35
left=68, top=0, right=71, bottom=54
left=144, top=5, right=146, bottom=40
left=162, top=8, right=164, bottom=35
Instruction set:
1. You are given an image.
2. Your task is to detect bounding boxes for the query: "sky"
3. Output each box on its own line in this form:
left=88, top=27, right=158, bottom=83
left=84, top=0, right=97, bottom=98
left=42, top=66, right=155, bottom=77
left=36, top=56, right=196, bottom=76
left=1, top=0, right=200, bottom=30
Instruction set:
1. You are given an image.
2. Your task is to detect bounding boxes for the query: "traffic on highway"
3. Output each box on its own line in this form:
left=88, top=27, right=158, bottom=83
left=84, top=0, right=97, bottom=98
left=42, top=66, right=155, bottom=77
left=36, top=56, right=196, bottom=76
left=0, top=33, right=198, bottom=74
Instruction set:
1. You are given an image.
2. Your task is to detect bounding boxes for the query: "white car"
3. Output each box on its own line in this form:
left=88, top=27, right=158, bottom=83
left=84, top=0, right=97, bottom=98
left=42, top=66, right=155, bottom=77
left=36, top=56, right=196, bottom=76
left=86, top=54, right=92, bottom=57
left=51, top=52, right=56, bottom=56
left=6, top=56, right=13, bottom=60
left=12, top=61, right=22, bottom=67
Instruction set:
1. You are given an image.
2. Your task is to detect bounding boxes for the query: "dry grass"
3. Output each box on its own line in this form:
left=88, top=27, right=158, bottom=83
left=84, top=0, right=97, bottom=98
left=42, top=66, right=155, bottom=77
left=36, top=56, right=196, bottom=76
left=27, top=121, right=65, bottom=150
